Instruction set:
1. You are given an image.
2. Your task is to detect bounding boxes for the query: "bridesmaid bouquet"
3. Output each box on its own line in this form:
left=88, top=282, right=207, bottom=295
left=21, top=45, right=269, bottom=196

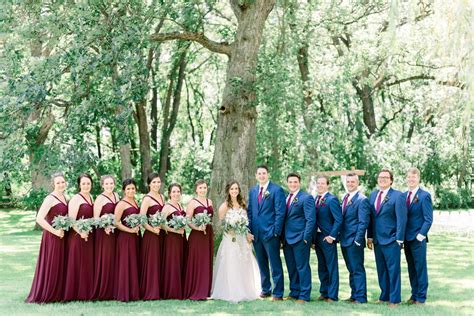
left=75, top=217, right=95, bottom=241
left=123, top=214, right=147, bottom=229
left=96, top=214, right=116, bottom=233
left=52, top=215, right=73, bottom=231
left=168, top=215, right=189, bottom=235
left=191, top=211, right=212, bottom=235
left=148, top=212, right=167, bottom=227
left=223, top=209, right=249, bottom=242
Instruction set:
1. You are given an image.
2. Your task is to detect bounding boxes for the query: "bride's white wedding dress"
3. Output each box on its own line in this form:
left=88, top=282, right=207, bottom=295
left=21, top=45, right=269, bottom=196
left=210, top=208, right=261, bottom=303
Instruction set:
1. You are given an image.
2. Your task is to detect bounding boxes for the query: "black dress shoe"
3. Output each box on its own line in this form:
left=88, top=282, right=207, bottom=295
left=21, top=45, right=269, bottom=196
left=259, top=292, right=271, bottom=298
left=344, top=298, right=355, bottom=302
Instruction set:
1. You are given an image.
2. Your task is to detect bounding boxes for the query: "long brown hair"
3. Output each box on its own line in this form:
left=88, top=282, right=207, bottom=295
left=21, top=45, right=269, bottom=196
left=224, top=180, right=246, bottom=209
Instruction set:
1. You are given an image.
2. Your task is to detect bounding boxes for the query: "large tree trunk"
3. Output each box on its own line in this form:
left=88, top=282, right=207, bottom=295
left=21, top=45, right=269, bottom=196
left=209, top=0, right=276, bottom=205
left=135, top=99, right=152, bottom=192
left=119, top=143, right=133, bottom=180
left=158, top=47, right=188, bottom=182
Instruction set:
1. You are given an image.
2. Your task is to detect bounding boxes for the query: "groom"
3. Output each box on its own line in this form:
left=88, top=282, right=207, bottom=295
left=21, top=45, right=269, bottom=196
left=248, top=165, right=286, bottom=300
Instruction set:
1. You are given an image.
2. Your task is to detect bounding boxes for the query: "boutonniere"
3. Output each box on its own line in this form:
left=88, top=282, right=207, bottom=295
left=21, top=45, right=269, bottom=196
left=320, top=197, right=326, bottom=205
left=292, top=197, right=299, bottom=204
left=413, top=195, right=419, bottom=204
left=347, top=199, right=353, bottom=207
left=383, top=195, right=390, bottom=203
left=264, top=191, right=270, bottom=198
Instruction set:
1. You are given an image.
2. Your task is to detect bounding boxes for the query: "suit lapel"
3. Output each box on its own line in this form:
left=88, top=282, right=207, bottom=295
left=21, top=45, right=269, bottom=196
left=344, top=192, right=358, bottom=216
left=378, top=187, right=393, bottom=215
left=288, top=191, right=302, bottom=215
left=258, top=182, right=270, bottom=212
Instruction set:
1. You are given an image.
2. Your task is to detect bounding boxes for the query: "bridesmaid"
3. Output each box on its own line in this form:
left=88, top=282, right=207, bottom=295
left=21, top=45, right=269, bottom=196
left=139, top=172, right=165, bottom=300
left=92, top=175, right=120, bottom=300
left=64, top=173, right=95, bottom=301
left=114, top=178, right=141, bottom=302
left=184, top=179, right=214, bottom=300
left=26, top=173, right=68, bottom=303
left=161, top=183, right=188, bottom=300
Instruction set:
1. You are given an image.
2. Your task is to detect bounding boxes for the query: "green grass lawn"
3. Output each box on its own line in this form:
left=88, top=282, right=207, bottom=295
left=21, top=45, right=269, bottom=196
left=0, top=209, right=473, bottom=315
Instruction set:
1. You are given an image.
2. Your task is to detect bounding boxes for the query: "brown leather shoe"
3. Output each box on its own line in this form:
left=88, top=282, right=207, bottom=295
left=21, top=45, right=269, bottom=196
left=325, top=298, right=336, bottom=303
left=259, top=292, right=271, bottom=298
left=351, top=300, right=361, bottom=304
left=414, top=301, right=425, bottom=305
left=407, top=299, right=415, bottom=304
left=272, top=297, right=283, bottom=301
left=375, top=300, right=388, bottom=304
left=283, top=296, right=297, bottom=301
left=296, top=299, right=308, bottom=303
left=389, top=303, right=399, bottom=308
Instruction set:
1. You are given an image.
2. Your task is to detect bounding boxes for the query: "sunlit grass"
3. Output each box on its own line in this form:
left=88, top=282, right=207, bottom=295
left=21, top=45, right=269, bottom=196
left=0, top=209, right=473, bottom=315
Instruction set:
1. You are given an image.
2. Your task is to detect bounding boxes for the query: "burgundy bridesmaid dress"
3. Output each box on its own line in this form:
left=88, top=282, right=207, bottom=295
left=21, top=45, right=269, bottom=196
left=114, top=200, right=140, bottom=302
left=64, top=194, right=95, bottom=301
left=26, top=195, right=68, bottom=303
left=92, top=194, right=117, bottom=300
left=184, top=199, right=214, bottom=300
left=139, top=195, right=164, bottom=300
left=162, top=204, right=188, bottom=300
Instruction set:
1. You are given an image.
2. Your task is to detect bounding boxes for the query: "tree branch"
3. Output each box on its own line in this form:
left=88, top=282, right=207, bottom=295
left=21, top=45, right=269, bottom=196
left=150, top=32, right=232, bottom=56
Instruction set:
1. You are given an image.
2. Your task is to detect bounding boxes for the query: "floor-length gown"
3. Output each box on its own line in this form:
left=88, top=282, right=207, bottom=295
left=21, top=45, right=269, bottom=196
left=93, top=194, right=117, bottom=300
left=161, top=204, right=188, bottom=300
left=211, top=208, right=261, bottom=303
left=139, top=195, right=164, bottom=300
left=63, top=194, right=95, bottom=301
left=25, top=195, right=68, bottom=303
left=184, top=199, right=214, bottom=300
left=114, top=201, right=140, bottom=302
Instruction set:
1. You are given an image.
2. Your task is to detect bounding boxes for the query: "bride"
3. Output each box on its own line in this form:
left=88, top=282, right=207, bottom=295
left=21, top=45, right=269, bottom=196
left=210, top=180, right=261, bottom=303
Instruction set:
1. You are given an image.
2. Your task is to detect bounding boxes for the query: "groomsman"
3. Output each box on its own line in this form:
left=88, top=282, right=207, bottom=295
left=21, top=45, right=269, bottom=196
left=283, top=172, right=316, bottom=303
left=248, top=165, right=286, bottom=300
left=313, top=176, right=343, bottom=302
left=368, top=169, right=407, bottom=307
left=404, top=167, right=433, bottom=305
left=339, top=173, right=370, bottom=304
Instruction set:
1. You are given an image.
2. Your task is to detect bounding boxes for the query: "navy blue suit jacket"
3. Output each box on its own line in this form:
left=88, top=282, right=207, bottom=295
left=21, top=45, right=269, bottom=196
left=313, top=193, right=343, bottom=242
left=284, top=191, right=316, bottom=245
left=368, top=188, right=408, bottom=245
left=404, top=188, right=433, bottom=241
left=340, top=192, right=370, bottom=248
left=248, top=182, right=286, bottom=242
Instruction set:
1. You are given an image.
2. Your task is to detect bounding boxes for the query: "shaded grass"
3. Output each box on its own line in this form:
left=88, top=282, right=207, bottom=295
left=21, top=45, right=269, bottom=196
left=0, top=209, right=473, bottom=315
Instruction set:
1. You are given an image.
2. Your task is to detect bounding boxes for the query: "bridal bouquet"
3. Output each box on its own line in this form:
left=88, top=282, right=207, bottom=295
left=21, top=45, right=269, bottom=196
left=191, top=211, right=212, bottom=235
left=223, top=209, right=249, bottom=242
left=123, top=213, right=147, bottom=228
left=148, top=212, right=167, bottom=227
left=52, top=215, right=73, bottom=231
left=96, top=213, right=116, bottom=232
left=168, top=215, right=189, bottom=234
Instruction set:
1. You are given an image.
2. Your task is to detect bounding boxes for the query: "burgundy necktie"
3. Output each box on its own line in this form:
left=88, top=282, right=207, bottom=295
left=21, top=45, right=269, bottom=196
left=342, top=194, right=350, bottom=213
left=315, top=195, right=321, bottom=206
left=258, top=187, right=264, bottom=204
left=375, top=191, right=384, bottom=214
left=406, top=191, right=412, bottom=208
left=286, top=193, right=294, bottom=212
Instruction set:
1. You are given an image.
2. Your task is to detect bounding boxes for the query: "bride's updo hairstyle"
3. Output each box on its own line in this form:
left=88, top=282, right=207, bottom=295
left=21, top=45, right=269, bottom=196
left=224, top=180, right=246, bottom=210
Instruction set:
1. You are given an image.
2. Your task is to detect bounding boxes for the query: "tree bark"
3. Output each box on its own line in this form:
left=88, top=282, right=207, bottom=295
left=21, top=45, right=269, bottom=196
left=158, top=47, right=188, bottom=182
left=135, top=99, right=152, bottom=192
left=209, top=0, right=276, bottom=204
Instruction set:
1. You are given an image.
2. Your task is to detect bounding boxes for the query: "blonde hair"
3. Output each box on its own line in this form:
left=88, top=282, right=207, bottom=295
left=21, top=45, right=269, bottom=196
left=50, top=172, right=65, bottom=188
left=407, top=167, right=421, bottom=177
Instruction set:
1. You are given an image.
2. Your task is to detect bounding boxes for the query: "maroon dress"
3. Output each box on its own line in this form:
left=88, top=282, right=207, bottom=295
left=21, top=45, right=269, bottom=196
left=114, top=200, right=140, bottom=302
left=184, top=199, right=214, bottom=300
left=26, top=195, right=68, bottom=303
left=139, top=195, right=164, bottom=300
left=64, top=194, right=95, bottom=301
left=162, top=204, right=188, bottom=300
left=92, top=194, right=117, bottom=300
